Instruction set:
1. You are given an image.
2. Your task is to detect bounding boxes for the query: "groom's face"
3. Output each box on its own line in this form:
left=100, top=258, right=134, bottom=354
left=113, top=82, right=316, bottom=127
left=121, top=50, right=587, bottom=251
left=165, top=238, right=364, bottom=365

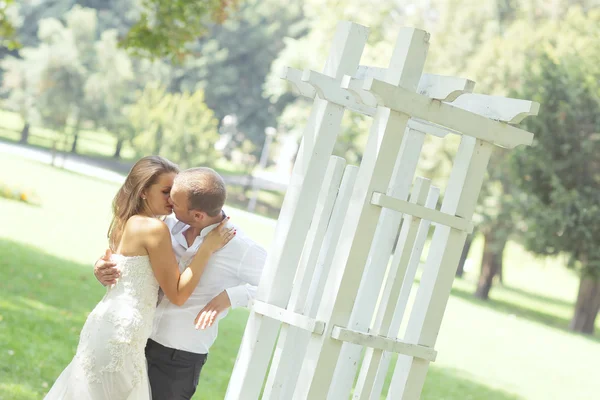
left=169, top=185, right=195, bottom=225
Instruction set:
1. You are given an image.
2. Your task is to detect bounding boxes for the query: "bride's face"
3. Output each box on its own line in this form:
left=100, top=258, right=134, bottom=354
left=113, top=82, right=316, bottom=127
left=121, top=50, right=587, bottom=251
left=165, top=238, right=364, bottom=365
left=143, top=172, right=176, bottom=216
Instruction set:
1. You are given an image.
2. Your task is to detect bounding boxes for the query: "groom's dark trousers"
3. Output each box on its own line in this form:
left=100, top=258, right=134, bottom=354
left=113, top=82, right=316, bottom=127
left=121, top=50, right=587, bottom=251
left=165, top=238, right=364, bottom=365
left=145, top=339, right=208, bottom=400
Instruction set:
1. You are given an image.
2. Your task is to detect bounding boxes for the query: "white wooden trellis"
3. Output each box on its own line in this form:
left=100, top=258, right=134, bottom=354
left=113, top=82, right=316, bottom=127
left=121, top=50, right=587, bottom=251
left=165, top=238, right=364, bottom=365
left=225, top=21, right=539, bottom=400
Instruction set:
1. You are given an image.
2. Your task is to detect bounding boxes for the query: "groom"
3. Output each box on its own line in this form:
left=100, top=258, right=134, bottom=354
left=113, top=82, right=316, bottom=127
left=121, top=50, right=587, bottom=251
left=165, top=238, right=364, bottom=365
left=94, top=167, right=267, bottom=399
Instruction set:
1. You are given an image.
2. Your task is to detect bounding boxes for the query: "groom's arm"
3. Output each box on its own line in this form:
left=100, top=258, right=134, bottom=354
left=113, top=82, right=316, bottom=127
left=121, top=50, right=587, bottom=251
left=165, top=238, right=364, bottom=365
left=93, top=252, right=120, bottom=286
left=194, top=244, right=267, bottom=330
left=225, top=243, right=267, bottom=309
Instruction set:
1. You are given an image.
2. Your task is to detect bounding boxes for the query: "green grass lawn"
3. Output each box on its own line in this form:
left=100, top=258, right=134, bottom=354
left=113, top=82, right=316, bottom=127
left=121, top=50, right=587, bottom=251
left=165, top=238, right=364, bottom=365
left=0, top=153, right=599, bottom=399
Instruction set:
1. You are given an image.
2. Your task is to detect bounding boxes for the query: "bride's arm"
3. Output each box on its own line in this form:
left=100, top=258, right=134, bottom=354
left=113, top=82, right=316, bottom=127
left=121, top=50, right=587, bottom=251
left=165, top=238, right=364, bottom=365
left=144, top=219, right=234, bottom=306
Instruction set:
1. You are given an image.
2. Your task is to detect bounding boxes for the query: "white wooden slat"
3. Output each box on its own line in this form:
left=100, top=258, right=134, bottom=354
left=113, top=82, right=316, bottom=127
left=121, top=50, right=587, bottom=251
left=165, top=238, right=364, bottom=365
left=353, top=178, right=430, bottom=400
left=354, top=65, right=388, bottom=81
left=363, top=78, right=534, bottom=148
left=302, top=69, right=377, bottom=116
left=387, top=137, right=494, bottom=400
left=224, top=21, right=369, bottom=400
left=293, top=28, right=430, bottom=400
left=281, top=66, right=317, bottom=98
left=371, top=192, right=474, bottom=233
left=450, top=93, right=540, bottom=124
left=327, top=159, right=426, bottom=400
left=326, top=27, right=432, bottom=400
left=407, top=118, right=455, bottom=138
left=262, top=157, right=346, bottom=399
left=288, top=156, right=347, bottom=312
left=296, top=107, right=410, bottom=399
left=330, top=327, right=437, bottom=362
left=269, top=166, right=359, bottom=400
left=355, top=67, right=474, bottom=101
left=250, top=300, right=326, bottom=334
left=341, top=73, right=474, bottom=109
left=416, top=74, right=475, bottom=101
left=286, top=69, right=476, bottom=120
left=370, top=186, right=440, bottom=399
left=356, top=184, right=440, bottom=400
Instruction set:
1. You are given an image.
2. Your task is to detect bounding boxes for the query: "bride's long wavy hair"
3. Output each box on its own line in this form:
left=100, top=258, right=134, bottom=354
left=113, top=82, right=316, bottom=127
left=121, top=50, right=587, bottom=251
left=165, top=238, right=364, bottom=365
left=108, top=155, right=179, bottom=251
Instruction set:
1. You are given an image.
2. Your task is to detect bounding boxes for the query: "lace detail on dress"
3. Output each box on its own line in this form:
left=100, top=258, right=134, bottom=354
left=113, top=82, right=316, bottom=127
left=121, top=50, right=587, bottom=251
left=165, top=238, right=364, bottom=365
left=64, top=255, right=158, bottom=393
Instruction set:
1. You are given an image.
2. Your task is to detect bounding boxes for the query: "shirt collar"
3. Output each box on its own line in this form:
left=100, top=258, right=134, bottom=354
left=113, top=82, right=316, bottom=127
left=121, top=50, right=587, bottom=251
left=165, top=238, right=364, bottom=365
left=199, top=210, right=228, bottom=238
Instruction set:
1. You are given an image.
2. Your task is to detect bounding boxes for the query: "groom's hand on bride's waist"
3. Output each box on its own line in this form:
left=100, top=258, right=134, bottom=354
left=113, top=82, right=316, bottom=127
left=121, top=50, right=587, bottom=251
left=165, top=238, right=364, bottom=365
left=194, top=290, right=232, bottom=330
left=93, top=249, right=120, bottom=286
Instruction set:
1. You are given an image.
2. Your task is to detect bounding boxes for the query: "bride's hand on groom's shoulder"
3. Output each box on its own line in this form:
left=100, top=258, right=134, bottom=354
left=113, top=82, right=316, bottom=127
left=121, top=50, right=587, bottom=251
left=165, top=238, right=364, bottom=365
left=194, top=290, right=231, bottom=330
left=201, top=217, right=236, bottom=254
left=94, top=249, right=120, bottom=286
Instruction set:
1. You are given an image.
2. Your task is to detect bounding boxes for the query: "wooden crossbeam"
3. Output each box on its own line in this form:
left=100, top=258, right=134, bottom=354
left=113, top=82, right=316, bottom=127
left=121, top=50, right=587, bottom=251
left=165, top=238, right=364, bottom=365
left=362, top=77, right=535, bottom=148
left=371, top=192, right=474, bottom=233
left=250, top=300, right=326, bottom=335
left=331, top=327, right=437, bottom=362
left=451, top=93, right=540, bottom=124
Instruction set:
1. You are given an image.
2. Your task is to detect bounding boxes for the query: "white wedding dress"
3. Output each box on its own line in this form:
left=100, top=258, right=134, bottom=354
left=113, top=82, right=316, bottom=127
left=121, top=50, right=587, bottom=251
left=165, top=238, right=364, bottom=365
left=45, top=255, right=158, bottom=400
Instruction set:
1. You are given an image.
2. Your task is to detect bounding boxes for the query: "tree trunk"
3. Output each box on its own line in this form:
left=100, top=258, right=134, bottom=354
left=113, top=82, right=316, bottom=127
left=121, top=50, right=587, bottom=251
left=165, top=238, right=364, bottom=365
left=496, top=255, right=504, bottom=285
left=70, top=133, right=79, bottom=153
left=113, top=137, right=124, bottom=158
left=70, top=115, right=82, bottom=154
left=569, top=274, right=600, bottom=335
left=50, top=138, right=58, bottom=167
left=456, top=234, right=474, bottom=278
left=475, top=229, right=507, bottom=300
left=60, top=129, right=71, bottom=168
left=20, top=122, right=30, bottom=144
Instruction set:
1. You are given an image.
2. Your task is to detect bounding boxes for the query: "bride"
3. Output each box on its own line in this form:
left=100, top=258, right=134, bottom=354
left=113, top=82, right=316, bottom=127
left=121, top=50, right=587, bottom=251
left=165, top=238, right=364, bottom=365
left=44, top=156, right=235, bottom=399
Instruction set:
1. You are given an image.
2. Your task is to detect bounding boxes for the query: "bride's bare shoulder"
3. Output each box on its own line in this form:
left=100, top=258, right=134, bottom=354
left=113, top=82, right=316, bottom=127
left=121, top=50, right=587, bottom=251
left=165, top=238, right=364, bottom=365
left=125, top=215, right=169, bottom=237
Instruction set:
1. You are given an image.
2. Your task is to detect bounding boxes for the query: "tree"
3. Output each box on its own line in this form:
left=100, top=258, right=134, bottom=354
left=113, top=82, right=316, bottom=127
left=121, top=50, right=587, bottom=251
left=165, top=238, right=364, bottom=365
left=128, top=83, right=172, bottom=155
left=1, top=54, right=40, bottom=143
left=417, top=0, right=595, bottom=298
left=0, top=0, right=18, bottom=49
left=128, top=83, right=220, bottom=167
left=84, top=29, right=136, bottom=157
left=170, top=0, right=306, bottom=155
left=158, top=90, right=220, bottom=168
left=120, top=0, right=240, bottom=61
left=32, top=7, right=99, bottom=159
left=4, top=0, right=236, bottom=60
left=509, top=7, right=600, bottom=334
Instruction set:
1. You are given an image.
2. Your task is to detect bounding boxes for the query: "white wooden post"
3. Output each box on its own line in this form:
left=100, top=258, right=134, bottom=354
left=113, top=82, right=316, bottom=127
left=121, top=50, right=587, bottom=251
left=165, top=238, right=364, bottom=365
left=226, top=21, right=540, bottom=400
left=326, top=72, right=476, bottom=398
left=292, top=29, right=431, bottom=399
left=263, top=160, right=357, bottom=399
left=225, top=22, right=369, bottom=400
left=369, top=189, right=440, bottom=399
left=354, top=181, right=440, bottom=400
left=386, top=136, right=493, bottom=399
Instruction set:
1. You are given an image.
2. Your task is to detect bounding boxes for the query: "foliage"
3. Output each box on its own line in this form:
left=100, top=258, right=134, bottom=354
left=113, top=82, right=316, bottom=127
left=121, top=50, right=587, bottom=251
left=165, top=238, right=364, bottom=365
left=32, top=7, right=96, bottom=146
left=128, top=83, right=220, bottom=168
left=83, top=29, right=136, bottom=154
left=119, top=0, right=240, bottom=62
left=509, top=8, right=600, bottom=276
left=0, top=0, right=19, bottom=49
left=170, top=0, right=306, bottom=154
left=0, top=54, right=41, bottom=130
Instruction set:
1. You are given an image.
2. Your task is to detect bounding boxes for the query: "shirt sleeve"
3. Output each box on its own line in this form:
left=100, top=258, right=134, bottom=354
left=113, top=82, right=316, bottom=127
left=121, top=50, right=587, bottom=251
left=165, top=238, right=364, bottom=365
left=225, top=243, right=267, bottom=309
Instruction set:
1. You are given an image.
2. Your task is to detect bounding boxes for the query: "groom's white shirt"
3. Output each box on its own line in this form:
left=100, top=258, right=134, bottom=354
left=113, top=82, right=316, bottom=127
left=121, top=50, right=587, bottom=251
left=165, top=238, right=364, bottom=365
left=150, top=213, right=267, bottom=354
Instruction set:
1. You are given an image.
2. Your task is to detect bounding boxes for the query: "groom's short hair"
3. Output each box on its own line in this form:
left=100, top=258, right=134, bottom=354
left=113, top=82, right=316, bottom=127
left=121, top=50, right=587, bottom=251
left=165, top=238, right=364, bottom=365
left=175, top=167, right=226, bottom=217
